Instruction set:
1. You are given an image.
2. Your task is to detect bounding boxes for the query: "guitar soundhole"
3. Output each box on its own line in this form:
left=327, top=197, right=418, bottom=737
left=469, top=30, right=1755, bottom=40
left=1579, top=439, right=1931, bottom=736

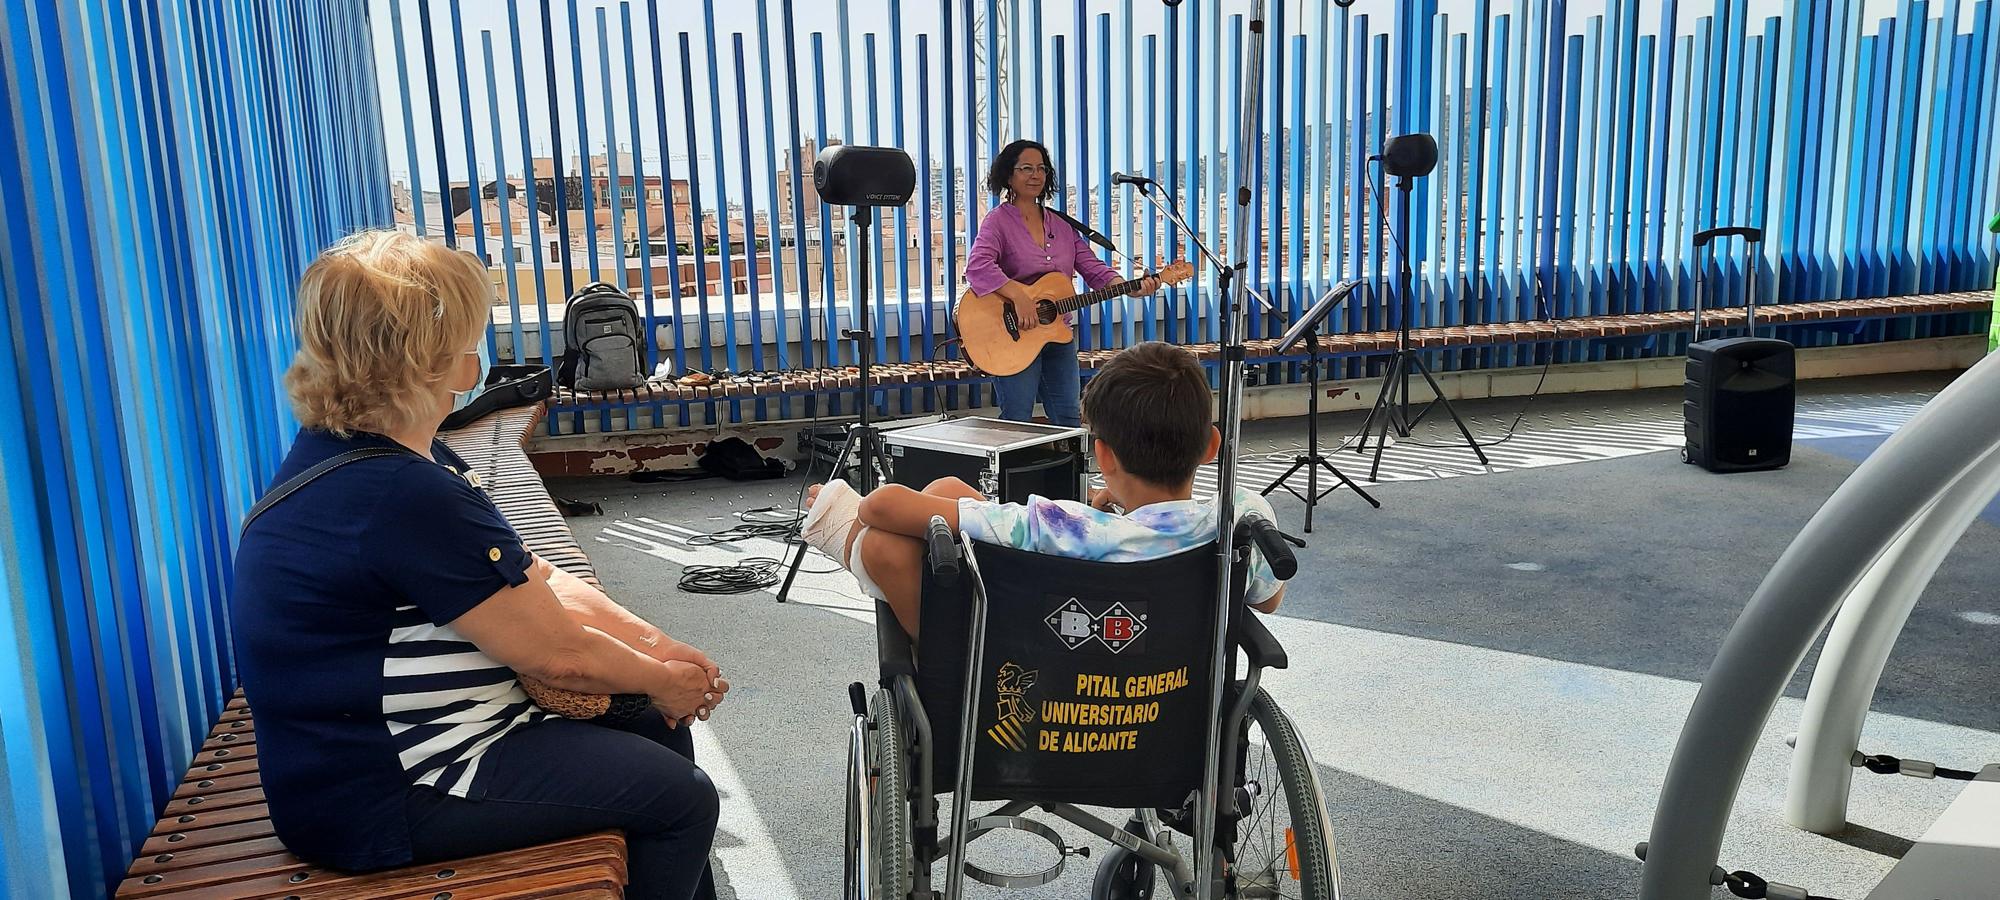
left=1035, top=300, right=1059, bottom=325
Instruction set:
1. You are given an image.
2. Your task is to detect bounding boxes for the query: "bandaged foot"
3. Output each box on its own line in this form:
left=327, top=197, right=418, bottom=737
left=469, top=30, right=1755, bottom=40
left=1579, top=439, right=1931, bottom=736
left=801, top=479, right=888, bottom=602
left=801, top=478, right=861, bottom=562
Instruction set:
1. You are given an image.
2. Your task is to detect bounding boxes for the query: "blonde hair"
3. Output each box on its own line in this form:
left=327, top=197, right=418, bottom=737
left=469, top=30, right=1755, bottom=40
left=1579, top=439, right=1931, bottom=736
left=285, top=230, right=492, bottom=437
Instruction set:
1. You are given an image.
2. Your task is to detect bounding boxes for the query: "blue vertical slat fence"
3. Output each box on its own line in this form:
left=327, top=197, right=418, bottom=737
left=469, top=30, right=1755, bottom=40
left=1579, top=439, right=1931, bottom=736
left=0, top=1, right=390, bottom=897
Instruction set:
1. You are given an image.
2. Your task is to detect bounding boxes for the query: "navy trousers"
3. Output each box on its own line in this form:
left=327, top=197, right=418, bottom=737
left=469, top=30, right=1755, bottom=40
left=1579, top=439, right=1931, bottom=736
left=404, top=712, right=719, bottom=900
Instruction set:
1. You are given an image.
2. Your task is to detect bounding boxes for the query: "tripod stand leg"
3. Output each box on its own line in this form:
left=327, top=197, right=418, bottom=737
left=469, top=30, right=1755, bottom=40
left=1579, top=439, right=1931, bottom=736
left=772, top=537, right=809, bottom=603
left=1314, top=457, right=1381, bottom=508
left=1259, top=456, right=1313, bottom=498
left=1407, top=352, right=1490, bottom=466
left=776, top=426, right=866, bottom=603
left=1367, top=353, right=1406, bottom=482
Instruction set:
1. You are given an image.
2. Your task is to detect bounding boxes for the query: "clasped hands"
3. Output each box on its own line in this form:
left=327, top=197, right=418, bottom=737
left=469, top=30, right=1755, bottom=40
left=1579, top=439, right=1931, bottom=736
left=649, top=638, right=728, bottom=728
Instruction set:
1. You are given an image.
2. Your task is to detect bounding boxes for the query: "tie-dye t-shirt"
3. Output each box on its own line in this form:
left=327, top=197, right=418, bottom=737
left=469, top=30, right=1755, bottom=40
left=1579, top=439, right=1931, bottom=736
left=956, top=488, right=1285, bottom=607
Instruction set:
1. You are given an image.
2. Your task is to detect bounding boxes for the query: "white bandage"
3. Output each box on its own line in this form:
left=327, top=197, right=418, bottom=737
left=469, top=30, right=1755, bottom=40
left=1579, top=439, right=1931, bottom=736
left=799, top=479, right=886, bottom=601
left=801, top=478, right=861, bottom=561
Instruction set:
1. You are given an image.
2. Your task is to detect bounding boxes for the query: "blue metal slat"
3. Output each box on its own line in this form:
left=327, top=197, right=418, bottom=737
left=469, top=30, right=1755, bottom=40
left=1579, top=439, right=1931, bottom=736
left=676, top=31, right=720, bottom=381
left=1144, top=34, right=1158, bottom=344
left=918, top=33, right=935, bottom=376
left=388, top=0, right=428, bottom=237
left=729, top=33, right=769, bottom=421
left=534, top=0, right=574, bottom=291
left=507, top=0, right=553, bottom=367
left=780, top=0, right=813, bottom=381
left=644, top=0, right=692, bottom=426
left=617, top=3, right=659, bottom=390
left=810, top=33, right=841, bottom=375
left=565, top=0, right=600, bottom=281
left=863, top=33, right=887, bottom=386
left=1165, top=2, right=1184, bottom=342
left=1288, top=35, right=1306, bottom=330
left=888, top=0, right=912, bottom=389
left=754, top=0, right=791, bottom=420
left=480, top=32, right=529, bottom=366
left=1092, top=12, right=1111, bottom=349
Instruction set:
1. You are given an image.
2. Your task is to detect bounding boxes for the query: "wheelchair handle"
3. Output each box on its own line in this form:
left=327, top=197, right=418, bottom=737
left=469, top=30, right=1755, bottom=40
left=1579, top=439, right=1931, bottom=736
left=925, top=515, right=961, bottom=584
left=1237, top=512, right=1300, bottom=580
left=848, top=681, right=868, bottom=718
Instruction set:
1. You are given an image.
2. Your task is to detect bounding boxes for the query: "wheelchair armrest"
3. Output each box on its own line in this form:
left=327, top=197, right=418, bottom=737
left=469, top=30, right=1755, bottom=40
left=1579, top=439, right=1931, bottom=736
left=1240, top=609, right=1289, bottom=670
left=876, top=599, right=917, bottom=681
left=924, top=515, right=960, bottom=585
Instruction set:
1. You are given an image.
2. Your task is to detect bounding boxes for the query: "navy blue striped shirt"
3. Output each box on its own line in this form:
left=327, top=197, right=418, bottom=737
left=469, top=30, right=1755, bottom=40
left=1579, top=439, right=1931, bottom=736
left=232, top=428, right=543, bottom=870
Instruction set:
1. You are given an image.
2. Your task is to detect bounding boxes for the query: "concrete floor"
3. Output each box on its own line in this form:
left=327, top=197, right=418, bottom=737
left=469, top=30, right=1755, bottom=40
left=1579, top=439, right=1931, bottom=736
left=551, top=372, right=1999, bottom=900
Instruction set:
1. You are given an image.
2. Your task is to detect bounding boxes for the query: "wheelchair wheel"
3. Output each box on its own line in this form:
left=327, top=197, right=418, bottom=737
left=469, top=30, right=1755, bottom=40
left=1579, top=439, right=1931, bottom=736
left=867, top=689, right=913, bottom=899
left=1229, top=689, right=1339, bottom=900
left=1090, top=845, right=1158, bottom=899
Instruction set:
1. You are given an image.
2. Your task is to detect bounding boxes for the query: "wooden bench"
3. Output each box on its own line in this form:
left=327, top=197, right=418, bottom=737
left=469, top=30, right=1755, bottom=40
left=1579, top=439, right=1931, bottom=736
left=118, top=406, right=628, bottom=899
left=543, top=291, right=1991, bottom=433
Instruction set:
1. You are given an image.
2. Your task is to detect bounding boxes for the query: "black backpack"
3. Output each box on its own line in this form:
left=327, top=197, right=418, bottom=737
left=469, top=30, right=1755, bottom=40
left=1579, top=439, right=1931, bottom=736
left=558, top=282, right=647, bottom=391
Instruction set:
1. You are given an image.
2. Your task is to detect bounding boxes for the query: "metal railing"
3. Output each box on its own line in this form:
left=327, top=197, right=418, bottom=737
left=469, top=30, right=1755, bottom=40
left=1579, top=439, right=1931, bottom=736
left=378, top=0, right=1999, bottom=430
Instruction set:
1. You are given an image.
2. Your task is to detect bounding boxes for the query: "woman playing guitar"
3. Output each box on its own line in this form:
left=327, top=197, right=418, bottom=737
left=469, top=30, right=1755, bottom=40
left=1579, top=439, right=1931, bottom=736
left=964, top=139, right=1158, bottom=426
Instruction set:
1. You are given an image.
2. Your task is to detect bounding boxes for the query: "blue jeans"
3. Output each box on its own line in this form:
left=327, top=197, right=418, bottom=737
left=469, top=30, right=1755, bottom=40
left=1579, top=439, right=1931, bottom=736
left=404, top=712, right=719, bottom=900
left=995, top=337, right=1081, bottom=427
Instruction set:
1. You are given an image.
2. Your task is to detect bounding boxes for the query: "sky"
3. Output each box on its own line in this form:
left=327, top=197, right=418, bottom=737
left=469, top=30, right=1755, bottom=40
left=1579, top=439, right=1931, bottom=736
left=369, top=0, right=1944, bottom=217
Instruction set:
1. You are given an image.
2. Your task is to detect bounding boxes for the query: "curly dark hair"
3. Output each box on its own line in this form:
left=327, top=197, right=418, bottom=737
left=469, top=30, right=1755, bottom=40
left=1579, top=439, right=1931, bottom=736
left=984, top=139, right=1057, bottom=202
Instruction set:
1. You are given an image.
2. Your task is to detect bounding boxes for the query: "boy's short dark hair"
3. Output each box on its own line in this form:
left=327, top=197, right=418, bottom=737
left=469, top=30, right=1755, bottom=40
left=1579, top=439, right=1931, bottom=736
left=1082, top=341, right=1213, bottom=486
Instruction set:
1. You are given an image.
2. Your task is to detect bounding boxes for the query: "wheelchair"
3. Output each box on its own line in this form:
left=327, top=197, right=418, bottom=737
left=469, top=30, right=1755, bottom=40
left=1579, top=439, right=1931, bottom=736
left=844, top=511, right=1341, bottom=899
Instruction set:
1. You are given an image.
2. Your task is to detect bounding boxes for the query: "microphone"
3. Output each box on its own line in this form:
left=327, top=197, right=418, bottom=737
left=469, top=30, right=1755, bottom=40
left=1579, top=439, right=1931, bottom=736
left=1111, top=172, right=1154, bottom=188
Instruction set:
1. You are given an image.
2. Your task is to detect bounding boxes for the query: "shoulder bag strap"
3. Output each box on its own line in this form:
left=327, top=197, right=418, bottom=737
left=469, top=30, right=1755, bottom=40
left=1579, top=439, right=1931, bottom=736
left=240, top=447, right=410, bottom=536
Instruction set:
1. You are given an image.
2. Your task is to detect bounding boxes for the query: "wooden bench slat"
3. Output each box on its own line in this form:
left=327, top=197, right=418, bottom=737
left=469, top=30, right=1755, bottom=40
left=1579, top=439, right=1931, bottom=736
left=125, top=836, right=292, bottom=878
left=170, top=772, right=264, bottom=800
left=151, top=802, right=275, bottom=835
left=162, top=786, right=266, bottom=817
left=119, top=833, right=625, bottom=900
left=141, top=818, right=276, bottom=855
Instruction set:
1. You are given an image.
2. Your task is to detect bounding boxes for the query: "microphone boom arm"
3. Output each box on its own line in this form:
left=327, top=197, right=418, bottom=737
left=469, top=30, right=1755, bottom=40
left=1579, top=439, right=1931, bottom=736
left=1123, top=179, right=1275, bottom=313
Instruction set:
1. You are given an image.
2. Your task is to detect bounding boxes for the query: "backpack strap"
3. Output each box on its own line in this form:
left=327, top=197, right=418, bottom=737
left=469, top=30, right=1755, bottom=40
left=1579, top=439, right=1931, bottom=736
left=241, top=447, right=411, bottom=536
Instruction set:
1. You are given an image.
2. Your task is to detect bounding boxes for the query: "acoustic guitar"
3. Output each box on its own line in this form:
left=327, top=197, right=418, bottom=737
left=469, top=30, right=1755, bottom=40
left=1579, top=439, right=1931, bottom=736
left=955, top=261, right=1195, bottom=376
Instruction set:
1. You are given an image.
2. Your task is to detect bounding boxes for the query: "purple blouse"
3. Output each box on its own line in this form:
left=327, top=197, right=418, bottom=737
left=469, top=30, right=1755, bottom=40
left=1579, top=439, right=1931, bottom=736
left=963, top=203, right=1121, bottom=298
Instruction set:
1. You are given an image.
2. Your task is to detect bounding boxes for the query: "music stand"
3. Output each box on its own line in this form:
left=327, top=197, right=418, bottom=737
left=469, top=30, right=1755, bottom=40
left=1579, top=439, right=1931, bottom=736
left=1261, top=280, right=1379, bottom=530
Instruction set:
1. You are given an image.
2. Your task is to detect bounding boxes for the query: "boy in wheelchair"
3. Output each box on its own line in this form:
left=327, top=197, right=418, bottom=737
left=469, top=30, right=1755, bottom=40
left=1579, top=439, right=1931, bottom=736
left=803, top=340, right=1287, bottom=637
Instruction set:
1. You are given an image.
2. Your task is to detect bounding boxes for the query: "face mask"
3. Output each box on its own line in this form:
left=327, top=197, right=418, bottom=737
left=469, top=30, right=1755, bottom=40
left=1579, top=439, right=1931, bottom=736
left=450, top=342, right=491, bottom=409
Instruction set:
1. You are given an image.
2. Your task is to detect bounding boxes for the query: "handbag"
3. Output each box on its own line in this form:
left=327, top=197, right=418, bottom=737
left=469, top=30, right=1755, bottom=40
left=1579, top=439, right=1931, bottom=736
left=441, top=364, right=554, bottom=433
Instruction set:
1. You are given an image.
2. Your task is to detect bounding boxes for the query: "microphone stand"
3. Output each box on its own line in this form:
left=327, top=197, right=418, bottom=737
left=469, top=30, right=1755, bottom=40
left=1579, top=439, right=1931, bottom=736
left=1121, top=178, right=1279, bottom=321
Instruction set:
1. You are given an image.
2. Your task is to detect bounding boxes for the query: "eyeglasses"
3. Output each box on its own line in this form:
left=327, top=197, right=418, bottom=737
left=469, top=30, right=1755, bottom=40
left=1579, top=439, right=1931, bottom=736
left=1013, top=164, right=1053, bottom=175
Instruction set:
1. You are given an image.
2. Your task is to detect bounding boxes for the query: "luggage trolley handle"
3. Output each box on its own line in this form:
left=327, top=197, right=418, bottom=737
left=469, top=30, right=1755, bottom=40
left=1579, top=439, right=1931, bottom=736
left=1691, top=226, right=1764, bottom=340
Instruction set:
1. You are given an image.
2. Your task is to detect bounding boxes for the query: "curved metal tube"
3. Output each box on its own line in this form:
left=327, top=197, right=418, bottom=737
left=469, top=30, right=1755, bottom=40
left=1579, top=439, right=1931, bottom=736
left=1785, top=447, right=2000, bottom=833
left=1639, top=351, right=2000, bottom=900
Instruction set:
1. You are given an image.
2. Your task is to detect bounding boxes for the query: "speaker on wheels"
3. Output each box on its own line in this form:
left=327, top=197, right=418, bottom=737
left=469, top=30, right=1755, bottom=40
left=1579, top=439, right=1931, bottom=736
left=1682, top=226, right=1794, bottom=473
left=1684, top=338, right=1794, bottom=471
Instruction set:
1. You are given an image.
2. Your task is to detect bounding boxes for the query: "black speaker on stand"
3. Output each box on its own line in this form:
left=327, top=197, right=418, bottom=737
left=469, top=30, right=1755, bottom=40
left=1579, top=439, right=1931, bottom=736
left=775, top=145, right=917, bottom=603
left=1683, top=226, right=1793, bottom=473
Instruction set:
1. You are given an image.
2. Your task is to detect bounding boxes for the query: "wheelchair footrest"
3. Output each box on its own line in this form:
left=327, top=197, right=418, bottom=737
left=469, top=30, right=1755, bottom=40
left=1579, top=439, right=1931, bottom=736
left=957, top=815, right=1086, bottom=889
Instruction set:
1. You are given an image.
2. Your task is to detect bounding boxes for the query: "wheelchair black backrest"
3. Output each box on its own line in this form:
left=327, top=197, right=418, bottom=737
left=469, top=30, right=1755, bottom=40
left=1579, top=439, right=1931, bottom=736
left=915, top=539, right=1248, bottom=810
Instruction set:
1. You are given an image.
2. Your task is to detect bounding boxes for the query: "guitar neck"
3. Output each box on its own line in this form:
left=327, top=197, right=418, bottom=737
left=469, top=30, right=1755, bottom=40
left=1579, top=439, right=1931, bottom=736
left=1054, top=275, right=1152, bottom=316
